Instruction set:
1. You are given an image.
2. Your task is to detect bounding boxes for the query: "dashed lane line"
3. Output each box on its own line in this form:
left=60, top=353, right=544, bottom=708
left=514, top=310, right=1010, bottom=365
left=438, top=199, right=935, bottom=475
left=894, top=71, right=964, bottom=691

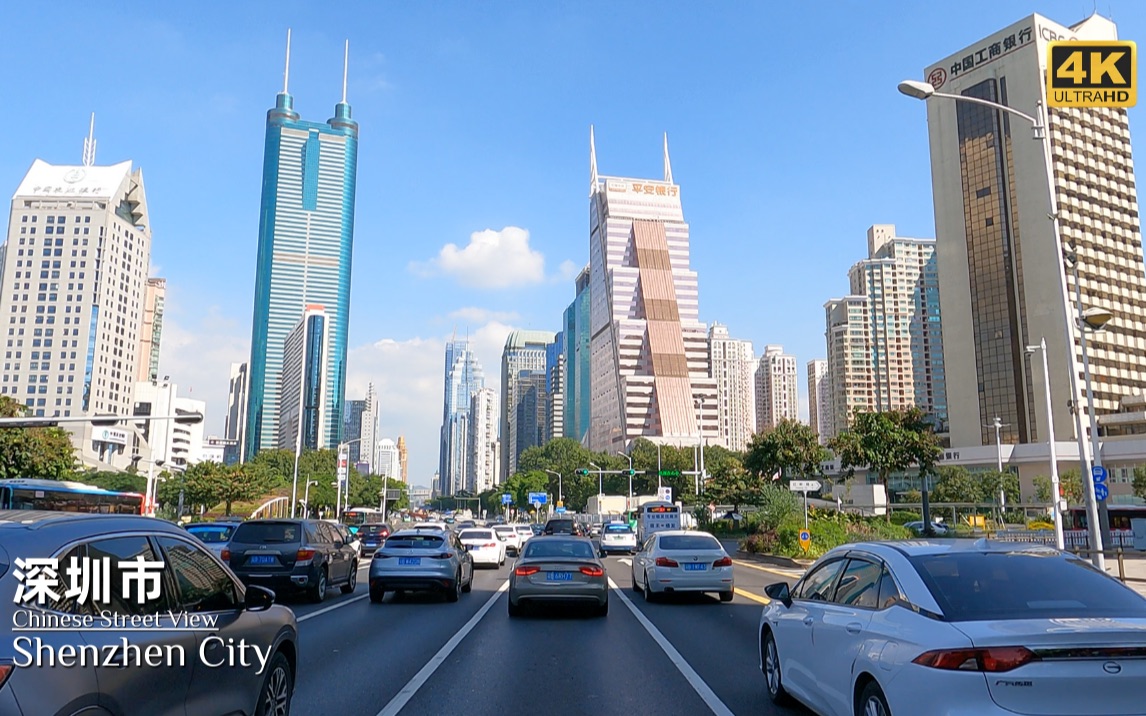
left=733, top=587, right=771, bottom=606
left=731, top=559, right=804, bottom=578
left=609, top=578, right=735, bottom=716
left=297, top=593, right=370, bottom=622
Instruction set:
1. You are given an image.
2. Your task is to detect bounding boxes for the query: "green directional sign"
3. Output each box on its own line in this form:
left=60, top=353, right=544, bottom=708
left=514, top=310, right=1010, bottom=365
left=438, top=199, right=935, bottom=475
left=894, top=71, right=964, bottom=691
left=658, top=470, right=681, bottom=477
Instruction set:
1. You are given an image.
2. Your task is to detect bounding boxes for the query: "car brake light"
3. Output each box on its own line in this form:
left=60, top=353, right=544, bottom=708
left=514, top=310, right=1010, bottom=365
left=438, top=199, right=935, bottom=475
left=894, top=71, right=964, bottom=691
left=0, top=664, right=11, bottom=689
left=580, top=566, right=604, bottom=577
left=655, top=557, right=679, bottom=567
left=432, top=552, right=454, bottom=559
left=515, top=565, right=540, bottom=576
left=713, top=556, right=733, bottom=567
left=484, top=543, right=497, bottom=548
left=296, top=548, right=316, bottom=561
left=220, top=548, right=230, bottom=561
left=913, top=647, right=1037, bottom=672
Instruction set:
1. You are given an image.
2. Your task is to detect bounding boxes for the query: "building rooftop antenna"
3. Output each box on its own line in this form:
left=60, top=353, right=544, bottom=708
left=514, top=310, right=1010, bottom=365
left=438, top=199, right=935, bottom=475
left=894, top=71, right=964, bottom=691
left=283, top=28, right=292, bottom=94
left=82, top=113, right=96, bottom=167
left=342, top=39, right=349, bottom=104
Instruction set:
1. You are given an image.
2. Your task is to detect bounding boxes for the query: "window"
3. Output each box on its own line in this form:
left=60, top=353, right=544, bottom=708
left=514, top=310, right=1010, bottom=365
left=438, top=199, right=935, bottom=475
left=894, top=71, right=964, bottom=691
left=156, top=536, right=239, bottom=612
left=876, top=567, right=903, bottom=609
left=793, top=559, right=846, bottom=601
left=833, top=559, right=882, bottom=609
left=86, top=536, right=172, bottom=616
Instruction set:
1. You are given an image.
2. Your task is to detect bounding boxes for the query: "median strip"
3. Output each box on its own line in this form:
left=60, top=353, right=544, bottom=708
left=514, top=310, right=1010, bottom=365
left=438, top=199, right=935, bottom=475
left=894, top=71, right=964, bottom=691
left=731, top=558, right=804, bottom=578
left=733, top=588, right=771, bottom=606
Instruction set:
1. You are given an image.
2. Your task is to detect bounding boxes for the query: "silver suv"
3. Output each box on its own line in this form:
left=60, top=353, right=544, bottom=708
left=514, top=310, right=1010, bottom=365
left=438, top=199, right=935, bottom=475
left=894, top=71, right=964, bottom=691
left=368, top=528, right=474, bottom=603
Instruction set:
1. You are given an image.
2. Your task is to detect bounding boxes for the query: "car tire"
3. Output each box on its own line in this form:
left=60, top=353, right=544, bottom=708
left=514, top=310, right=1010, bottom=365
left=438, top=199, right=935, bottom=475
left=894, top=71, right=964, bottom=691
left=630, top=568, right=642, bottom=593
left=857, top=680, right=891, bottom=716
left=308, top=568, right=327, bottom=604
left=446, top=573, right=461, bottom=603
left=341, top=563, right=357, bottom=594
left=508, top=599, right=522, bottom=617
left=370, top=585, right=386, bottom=603
left=719, top=590, right=734, bottom=603
left=595, top=598, right=608, bottom=618
left=256, top=650, right=293, bottom=716
left=643, top=572, right=658, bottom=602
left=763, top=630, right=793, bottom=706
left=462, top=572, right=473, bottom=593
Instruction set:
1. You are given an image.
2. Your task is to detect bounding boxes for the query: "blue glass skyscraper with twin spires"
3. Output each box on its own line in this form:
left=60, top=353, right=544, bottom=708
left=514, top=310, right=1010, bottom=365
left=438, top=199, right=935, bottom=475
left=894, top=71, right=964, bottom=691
left=245, top=35, right=359, bottom=459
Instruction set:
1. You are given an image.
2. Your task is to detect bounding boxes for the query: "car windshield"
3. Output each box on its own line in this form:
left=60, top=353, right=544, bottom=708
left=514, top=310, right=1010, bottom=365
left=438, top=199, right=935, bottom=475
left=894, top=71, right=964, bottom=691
left=186, top=525, right=234, bottom=543
left=386, top=534, right=445, bottom=548
left=658, top=535, right=722, bottom=551
left=604, top=525, right=633, bottom=534
left=523, top=540, right=596, bottom=560
left=909, top=551, right=1146, bottom=621
left=231, top=522, right=300, bottom=544
left=460, top=530, right=494, bottom=540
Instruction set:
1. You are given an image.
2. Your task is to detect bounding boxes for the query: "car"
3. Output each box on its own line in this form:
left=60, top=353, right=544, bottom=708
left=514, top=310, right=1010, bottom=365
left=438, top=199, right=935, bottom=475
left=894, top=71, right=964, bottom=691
left=508, top=536, right=608, bottom=617
left=356, top=523, right=393, bottom=556
left=530, top=523, right=544, bottom=536
left=224, top=518, right=359, bottom=603
left=412, top=521, right=450, bottom=533
left=631, top=530, right=733, bottom=602
left=492, top=524, right=522, bottom=556
left=456, top=520, right=477, bottom=531
left=369, top=528, right=474, bottom=603
left=184, top=520, right=239, bottom=559
left=902, top=520, right=951, bottom=536
left=598, top=522, right=638, bottom=556
left=589, top=522, right=603, bottom=538
left=458, top=528, right=507, bottom=567
left=758, top=539, right=1146, bottom=716
left=514, top=523, right=534, bottom=545
left=0, top=511, right=298, bottom=716
left=542, top=518, right=585, bottom=537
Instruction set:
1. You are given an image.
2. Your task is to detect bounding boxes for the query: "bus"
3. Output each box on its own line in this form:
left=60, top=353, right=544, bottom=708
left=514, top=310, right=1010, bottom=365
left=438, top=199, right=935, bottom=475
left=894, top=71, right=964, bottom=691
left=343, top=507, right=386, bottom=534
left=0, top=478, right=143, bottom=514
left=1064, top=504, right=1146, bottom=531
left=636, top=500, right=682, bottom=543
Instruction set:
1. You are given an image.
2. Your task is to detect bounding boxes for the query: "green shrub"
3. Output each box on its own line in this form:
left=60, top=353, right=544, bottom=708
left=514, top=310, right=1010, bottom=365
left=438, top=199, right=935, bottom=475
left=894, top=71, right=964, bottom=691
left=889, top=510, right=922, bottom=525
left=755, top=484, right=800, bottom=532
left=1027, top=520, right=1055, bottom=531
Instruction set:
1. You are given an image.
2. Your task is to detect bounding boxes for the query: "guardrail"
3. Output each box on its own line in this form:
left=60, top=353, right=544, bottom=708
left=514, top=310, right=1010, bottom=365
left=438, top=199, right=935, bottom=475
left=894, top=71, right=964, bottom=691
left=994, top=529, right=1137, bottom=549
left=251, top=496, right=290, bottom=519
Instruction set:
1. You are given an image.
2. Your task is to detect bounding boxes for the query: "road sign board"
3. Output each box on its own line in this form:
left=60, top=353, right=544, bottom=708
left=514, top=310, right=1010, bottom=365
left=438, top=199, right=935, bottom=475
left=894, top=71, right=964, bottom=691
left=501, top=493, right=512, bottom=505
left=1095, top=483, right=1109, bottom=501
left=1092, top=466, right=1108, bottom=484
left=528, top=491, right=548, bottom=506
left=788, top=480, right=822, bottom=493
left=798, top=530, right=811, bottom=551
left=555, top=506, right=566, bottom=514
left=657, top=486, right=673, bottom=502
left=657, top=470, right=681, bottom=477
left=1047, top=40, right=1136, bottom=108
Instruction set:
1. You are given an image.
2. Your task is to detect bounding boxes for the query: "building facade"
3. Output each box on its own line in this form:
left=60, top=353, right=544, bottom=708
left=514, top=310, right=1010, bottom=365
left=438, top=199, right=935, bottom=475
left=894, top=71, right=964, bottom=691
left=132, top=380, right=205, bottom=468
left=807, top=358, right=832, bottom=444
left=922, top=13, right=1146, bottom=450
left=708, top=323, right=756, bottom=450
left=755, top=345, right=799, bottom=432
left=135, top=277, right=165, bottom=383
left=824, top=296, right=872, bottom=439
left=501, top=329, right=554, bottom=479
left=468, top=386, right=499, bottom=493
left=397, top=434, right=408, bottom=483
left=246, top=36, right=359, bottom=458
left=376, top=437, right=400, bottom=479
left=587, top=129, right=718, bottom=453
left=225, top=362, right=248, bottom=462
left=563, top=265, right=591, bottom=443
left=343, top=398, right=365, bottom=465
left=440, top=340, right=484, bottom=495
left=360, top=382, right=377, bottom=474
left=546, top=333, right=565, bottom=442
left=277, top=305, right=330, bottom=452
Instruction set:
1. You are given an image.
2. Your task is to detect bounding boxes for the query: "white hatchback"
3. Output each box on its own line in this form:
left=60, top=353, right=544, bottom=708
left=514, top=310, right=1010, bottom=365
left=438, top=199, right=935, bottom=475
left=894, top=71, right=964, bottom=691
left=458, top=528, right=506, bottom=567
left=759, top=540, right=1146, bottom=716
left=631, top=530, right=733, bottom=602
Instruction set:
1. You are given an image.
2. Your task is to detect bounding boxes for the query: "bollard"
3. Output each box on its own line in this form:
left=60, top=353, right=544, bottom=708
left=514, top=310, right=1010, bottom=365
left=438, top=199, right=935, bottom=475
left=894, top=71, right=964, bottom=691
left=1117, top=547, right=1126, bottom=583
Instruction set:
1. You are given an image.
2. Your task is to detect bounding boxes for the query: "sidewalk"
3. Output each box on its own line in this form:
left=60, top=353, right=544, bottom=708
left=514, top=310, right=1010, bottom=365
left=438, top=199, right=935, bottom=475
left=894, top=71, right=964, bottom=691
left=1114, top=555, right=1146, bottom=599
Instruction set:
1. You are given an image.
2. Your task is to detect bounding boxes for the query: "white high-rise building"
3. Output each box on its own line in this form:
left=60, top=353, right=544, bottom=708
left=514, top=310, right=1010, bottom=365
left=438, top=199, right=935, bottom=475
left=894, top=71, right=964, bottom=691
left=755, top=345, right=799, bottom=431
left=824, top=296, right=872, bottom=440
left=708, top=323, right=755, bottom=450
left=0, top=152, right=153, bottom=469
left=225, top=362, right=248, bottom=462
left=807, top=359, right=832, bottom=445
left=277, top=305, right=330, bottom=451
left=135, top=277, right=165, bottom=383
left=375, top=437, right=400, bottom=479
left=922, top=12, right=1146, bottom=450
left=588, top=128, right=718, bottom=453
left=360, top=382, right=378, bottom=474
left=132, top=380, right=206, bottom=468
left=501, top=330, right=553, bottom=480
left=468, top=386, right=499, bottom=493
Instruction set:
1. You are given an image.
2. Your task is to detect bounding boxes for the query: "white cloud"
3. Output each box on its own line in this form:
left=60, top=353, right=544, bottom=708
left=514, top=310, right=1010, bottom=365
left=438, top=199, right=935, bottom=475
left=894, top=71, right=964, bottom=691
left=553, top=259, right=580, bottom=283
left=447, top=307, right=520, bottom=324
left=409, top=226, right=545, bottom=289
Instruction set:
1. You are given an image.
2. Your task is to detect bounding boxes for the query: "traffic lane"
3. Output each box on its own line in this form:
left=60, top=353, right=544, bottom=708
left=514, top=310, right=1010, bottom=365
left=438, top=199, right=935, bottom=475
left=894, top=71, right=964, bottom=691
left=290, top=562, right=509, bottom=715
left=609, top=557, right=810, bottom=716
left=395, top=586, right=715, bottom=716
left=284, top=560, right=371, bottom=620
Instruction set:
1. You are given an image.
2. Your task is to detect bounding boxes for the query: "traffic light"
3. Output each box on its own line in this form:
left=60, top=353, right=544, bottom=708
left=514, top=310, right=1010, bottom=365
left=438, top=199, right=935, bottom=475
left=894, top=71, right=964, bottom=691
left=626, top=469, right=637, bottom=477
left=575, top=468, right=589, bottom=476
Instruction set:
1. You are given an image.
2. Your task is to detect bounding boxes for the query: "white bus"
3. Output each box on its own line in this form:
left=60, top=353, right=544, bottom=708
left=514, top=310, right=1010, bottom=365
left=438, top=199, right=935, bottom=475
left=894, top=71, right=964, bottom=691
left=637, top=500, right=682, bottom=543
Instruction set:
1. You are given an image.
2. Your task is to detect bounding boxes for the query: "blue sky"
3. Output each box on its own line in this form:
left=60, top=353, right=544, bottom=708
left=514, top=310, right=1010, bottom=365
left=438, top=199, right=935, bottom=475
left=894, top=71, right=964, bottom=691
left=3, top=1, right=1144, bottom=486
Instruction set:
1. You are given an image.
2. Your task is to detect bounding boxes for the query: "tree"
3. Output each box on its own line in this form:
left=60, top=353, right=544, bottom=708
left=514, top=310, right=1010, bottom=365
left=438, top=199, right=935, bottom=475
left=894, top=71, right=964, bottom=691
left=1133, top=466, right=1146, bottom=502
left=214, top=463, right=272, bottom=516
left=704, top=466, right=769, bottom=513
left=931, top=466, right=981, bottom=503
left=0, top=396, right=77, bottom=480
left=745, top=419, right=829, bottom=481
left=78, top=470, right=147, bottom=494
left=977, top=470, right=1020, bottom=506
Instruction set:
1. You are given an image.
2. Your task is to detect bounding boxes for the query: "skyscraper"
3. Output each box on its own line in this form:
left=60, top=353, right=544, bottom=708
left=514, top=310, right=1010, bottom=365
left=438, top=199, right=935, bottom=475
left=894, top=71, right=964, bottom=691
left=361, top=382, right=377, bottom=473
left=342, top=398, right=365, bottom=465
left=246, top=32, right=359, bottom=459
left=501, top=329, right=554, bottom=479
left=396, top=435, right=408, bottom=483
left=439, top=340, right=484, bottom=495
left=563, top=265, right=591, bottom=442
left=807, top=359, right=832, bottom=444
left=922, top=12, right=1146, bottom=449
left=135, top=277, right=165, bottom=383
left=587, top=128, right=717, bottom=453
left=468, top=387, right=498, bottom=493
left=824, top=296, right=872, bottom=440
left=376, top=438, right=400, bottom=479
left=755, top=345, right=799, bottom=432
left=277, top=305, right=330, bottom=451
left=708, top=323, right=756, bottom=451
left=546, top=333, right=565, bottom=442
left=225, top=362, right=248, bottom=462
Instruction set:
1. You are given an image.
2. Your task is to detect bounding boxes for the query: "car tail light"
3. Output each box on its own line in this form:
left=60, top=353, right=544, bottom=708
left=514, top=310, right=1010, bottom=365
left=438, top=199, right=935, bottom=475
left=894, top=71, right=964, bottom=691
left=515, top=565, right=540, bottom=576
left=913, top=647, right=1037, bottom=672
left=655, top=557, right=679, bottom=567
left=484, top=543, right=497, bottom=548
left=712, top=556, right=733, bottom=567
left=296, top=548, right=316, bottom=562
left=580, top=566, right=604, bottom=577
left=220, top=548, right=230, bottom=561
left=0, top=664, right=11, bottom=689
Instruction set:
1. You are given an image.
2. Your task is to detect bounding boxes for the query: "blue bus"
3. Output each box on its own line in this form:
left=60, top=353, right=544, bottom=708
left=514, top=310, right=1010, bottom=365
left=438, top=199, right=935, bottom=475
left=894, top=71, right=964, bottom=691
left=0, top=478, right=143, bottom=514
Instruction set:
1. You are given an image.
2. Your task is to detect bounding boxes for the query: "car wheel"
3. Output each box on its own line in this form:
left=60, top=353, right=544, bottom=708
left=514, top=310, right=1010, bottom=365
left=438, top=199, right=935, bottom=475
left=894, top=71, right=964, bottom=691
left=858, top=680, right=891, bottom=716
left=719, top=590, right=734, bottom=603
left=630, top=567, right=642, bottom=593
left=308, top=569, right=327, bottom=604
left=462, top=571, right=473, bottom=593
left=256, top=650, right=293, bottom=716
left=763, top=630, right=792, bottom=706
left=643, top=572, right=658, bottom=602
left=508, top=599, right=522, bottom=617
left=341, top=563, right=357, bottom=594
left=369, top=585, right=386, bottom=603
left=595, top=598, right=609, bottom=618
left=446, top=572, right=461, bottom=603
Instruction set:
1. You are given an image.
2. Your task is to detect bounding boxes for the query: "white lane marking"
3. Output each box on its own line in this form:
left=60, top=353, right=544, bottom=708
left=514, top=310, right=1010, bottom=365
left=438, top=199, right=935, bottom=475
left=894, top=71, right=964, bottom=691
left=619, top=558, right=632, bottom=566
left=375, top=580, right=510, bottom=716
left=297, top=593, right=370, bottom=622
left=608, top=578, right=735, bottom=716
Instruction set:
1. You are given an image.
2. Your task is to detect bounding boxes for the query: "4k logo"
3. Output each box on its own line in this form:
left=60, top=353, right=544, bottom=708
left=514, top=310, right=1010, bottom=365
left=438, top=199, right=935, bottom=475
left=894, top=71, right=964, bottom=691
left=1047, top=41, right=1136, bottom=108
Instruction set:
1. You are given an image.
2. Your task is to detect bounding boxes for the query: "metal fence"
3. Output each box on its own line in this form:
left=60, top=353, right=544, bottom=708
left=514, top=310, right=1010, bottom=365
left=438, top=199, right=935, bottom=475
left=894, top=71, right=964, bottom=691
left=994, top=528, right=1136, bottom=549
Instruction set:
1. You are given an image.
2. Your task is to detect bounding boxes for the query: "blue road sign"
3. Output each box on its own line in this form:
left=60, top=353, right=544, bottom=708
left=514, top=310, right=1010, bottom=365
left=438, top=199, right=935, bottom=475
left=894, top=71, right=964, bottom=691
left=528, top=491, right=548, bottom=506
left=555, top=506, right=566, bottom=514
left=1095, top=483, right=1109, bottom=501
left=799, top=530, right=810, bottom=542
left=1092, top=466, right=1108, bottom=484
left=501, top=493, right=512, bottom=505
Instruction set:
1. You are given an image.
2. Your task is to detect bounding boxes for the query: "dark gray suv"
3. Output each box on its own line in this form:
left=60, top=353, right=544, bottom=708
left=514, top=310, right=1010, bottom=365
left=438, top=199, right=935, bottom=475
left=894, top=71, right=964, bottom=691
left=0, top=510, right=298, bottom=715
left=225, top=519, right=359, bottom=603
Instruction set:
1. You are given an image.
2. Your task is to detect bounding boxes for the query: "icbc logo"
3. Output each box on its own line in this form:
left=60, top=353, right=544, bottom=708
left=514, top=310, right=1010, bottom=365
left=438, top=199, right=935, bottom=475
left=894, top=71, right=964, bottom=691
left=928, top=67, right=947, bottom=90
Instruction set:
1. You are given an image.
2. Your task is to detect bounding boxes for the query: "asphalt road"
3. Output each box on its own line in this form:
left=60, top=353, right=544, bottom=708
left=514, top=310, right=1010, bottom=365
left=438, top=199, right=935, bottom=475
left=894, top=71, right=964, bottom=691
left=284, top=549, right=813, bottom=716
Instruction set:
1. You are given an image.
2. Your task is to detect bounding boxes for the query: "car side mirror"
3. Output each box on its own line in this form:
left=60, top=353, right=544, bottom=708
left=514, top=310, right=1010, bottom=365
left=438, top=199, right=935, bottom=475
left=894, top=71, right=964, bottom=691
left=764, top=582, right=792, bottom=608
left=244, top=584, right=276, bottom=612
left=463, top=544, right=471, bottom=551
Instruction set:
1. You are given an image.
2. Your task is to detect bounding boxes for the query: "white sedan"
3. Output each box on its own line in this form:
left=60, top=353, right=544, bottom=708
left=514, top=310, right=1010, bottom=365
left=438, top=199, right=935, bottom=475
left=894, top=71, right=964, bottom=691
left=631, top=530, right=734, bottom=602
left=493, top=524, right=522, bottom=556
left=759, top=540, right=1146, bottom=716
left=458, top=528, right=506, bottom=567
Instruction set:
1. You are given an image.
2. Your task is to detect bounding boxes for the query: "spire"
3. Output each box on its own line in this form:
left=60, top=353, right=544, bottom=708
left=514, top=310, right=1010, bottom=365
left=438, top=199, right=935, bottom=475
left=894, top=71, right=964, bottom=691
left=341, top=39, right=349, bottom=103
left=663, top=132, right=673, bottom=184
left=82, top=113, right=96, bottom=167
left=589, top=124, right=598, bottom=196
left=282, top=28, right=292, bottom=94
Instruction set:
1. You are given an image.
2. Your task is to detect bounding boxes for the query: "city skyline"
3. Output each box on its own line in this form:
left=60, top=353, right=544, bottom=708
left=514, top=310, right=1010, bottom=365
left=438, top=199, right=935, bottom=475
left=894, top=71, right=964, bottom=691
left=3, top=2, right=1144, bottom=484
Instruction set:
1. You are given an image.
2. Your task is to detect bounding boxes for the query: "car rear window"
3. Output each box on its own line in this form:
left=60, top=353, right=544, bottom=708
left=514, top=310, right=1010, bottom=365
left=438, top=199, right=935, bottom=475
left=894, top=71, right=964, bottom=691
left=231, top=522, right=300, bottom=544
left=546, top=520, right=574, bottom=531
left=658, top=535, right=721, bottom=551
left=359, top=525, right=389, bottom=536
left=604, top=525, right=633, bottom=534
left=186, top=525, right=234, bottom=543
left=909, top=552, right=1146, bottom=621
left=460, top=530, right=494, bottom=540
left=387, top=534, right=445, bottom=548
left=523, top=540, right=596, bottom=560
left=494, top=526, right=514, bottom=533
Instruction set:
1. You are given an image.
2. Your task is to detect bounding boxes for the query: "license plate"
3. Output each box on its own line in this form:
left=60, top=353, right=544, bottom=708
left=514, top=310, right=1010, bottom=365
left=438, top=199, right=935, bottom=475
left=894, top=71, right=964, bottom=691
left=683, top=563, right=708, bottom=571
left=546, top=572, right=573, bottom=581
left=248, top=555, right=276, bottom=565
left=398, top=557, right=421, bottom=566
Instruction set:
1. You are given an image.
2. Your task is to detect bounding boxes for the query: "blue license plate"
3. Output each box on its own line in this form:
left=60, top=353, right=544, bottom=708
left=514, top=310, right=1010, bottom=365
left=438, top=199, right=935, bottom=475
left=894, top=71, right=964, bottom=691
left=683, top=563, right=708, bottom=571
left=248, top=555, right=276, bottom=565
left=546, top=572, right=573, bottom=581
left=398, top=557, right=421, bottom=566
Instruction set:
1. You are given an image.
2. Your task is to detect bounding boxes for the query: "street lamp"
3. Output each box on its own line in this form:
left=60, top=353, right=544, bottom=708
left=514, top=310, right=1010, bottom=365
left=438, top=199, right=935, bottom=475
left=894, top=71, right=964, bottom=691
left=899, top=78, right=1105, bottom=569
left=1026, top=338, right=1065, bottom=550
left=617, top=450, right=633, bottom=513
left=543, top=469, right=563, bottom=504
left=302, top=479, right=319, bottom=518
left=694, top=397, right=707, bottom=495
